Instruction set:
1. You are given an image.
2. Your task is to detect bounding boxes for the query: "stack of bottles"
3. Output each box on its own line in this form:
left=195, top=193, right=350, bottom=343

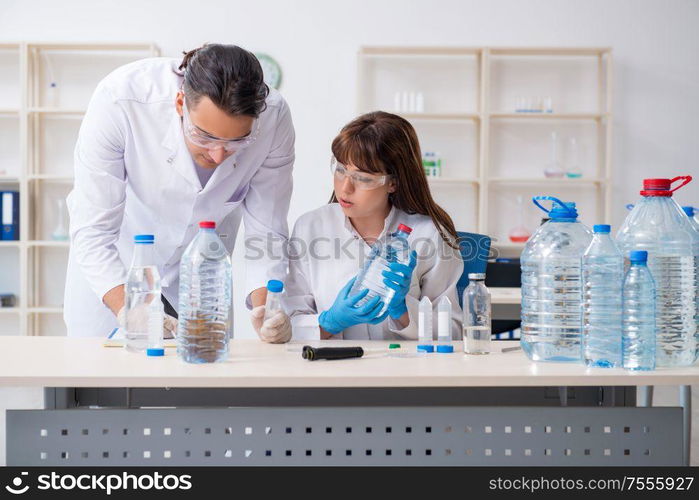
left=520, top=177, right=699, bottom=370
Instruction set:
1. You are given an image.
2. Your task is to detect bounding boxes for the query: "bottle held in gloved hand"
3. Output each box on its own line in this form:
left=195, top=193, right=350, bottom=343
left=125, top=234, right=162, bottom=352
left=350, top=224, right=412, bottom=317
left=177, top=221, right=232, bottom=363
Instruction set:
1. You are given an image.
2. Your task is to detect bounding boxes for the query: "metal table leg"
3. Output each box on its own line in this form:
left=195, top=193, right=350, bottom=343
left=680, top=385, right=691, bottom=466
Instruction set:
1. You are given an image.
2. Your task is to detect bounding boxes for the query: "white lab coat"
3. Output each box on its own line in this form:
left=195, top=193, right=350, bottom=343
left=284, top=204, right=464, bottom=340
left=64, top=58, right=295, bottom=337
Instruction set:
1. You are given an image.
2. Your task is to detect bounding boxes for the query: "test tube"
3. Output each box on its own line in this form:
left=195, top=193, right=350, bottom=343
left=436, top=296, right=454, bottom=353
left=146, top=299, right=164, bottom=357
left=417, top=296, right=433, bottom=352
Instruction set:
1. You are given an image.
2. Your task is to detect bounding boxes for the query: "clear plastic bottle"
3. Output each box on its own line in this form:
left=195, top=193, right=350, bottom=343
left=520, top=196, right=592, bottom=362
left=125, top=234, right=161, bottom=352
left=463, top=273, right=491, bottom=355
left=622, top=250, right=656, bottom=371
left=264, top=279, right=284, bottom=321
left=582, top=224, right=623, bottom=367
left=350, top=224, right=412, bottom=317
left=177, top=221, right=232, bottom=363
left=616, top=177, right=698, bottom=367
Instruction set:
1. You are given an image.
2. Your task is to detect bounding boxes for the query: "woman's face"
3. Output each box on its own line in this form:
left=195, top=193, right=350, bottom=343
left=333, top=162, right=395, bottom=219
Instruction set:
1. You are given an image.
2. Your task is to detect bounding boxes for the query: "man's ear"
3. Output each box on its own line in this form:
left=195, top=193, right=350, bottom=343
left=175, top=91, right=184, bottom=117
left=387, top=177, right=397, bottom=194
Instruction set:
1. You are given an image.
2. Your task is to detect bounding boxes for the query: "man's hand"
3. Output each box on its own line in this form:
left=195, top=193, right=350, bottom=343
left=251, top=306, right=292, bottom=343
left=117, top=305, right=178, bottom=338
left=103, top=284, right=125, bottom=316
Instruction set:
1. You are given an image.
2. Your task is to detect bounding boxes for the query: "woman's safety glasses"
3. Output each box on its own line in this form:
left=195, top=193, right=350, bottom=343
left=182, top=98, right=259, bottom=153
left=330, top=156, right=391, bottom=190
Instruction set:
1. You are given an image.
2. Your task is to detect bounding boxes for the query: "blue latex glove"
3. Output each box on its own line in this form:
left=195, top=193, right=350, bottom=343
left=319, top=277, right=388, bottom=335
left=382, top=250, right=418, bottom=319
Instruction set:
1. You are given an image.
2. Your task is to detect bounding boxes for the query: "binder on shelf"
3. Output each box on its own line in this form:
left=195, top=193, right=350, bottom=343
left=1, top=191, right=19, bottom=241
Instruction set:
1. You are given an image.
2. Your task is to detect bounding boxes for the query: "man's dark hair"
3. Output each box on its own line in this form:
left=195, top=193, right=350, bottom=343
left=179, top=44, right=269, bottom=117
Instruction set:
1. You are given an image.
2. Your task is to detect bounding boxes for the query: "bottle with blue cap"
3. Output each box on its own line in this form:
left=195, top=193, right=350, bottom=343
left=264, top=279, right=285, bottom=321
left=581, top=224, right=623, bottom=367
left=682, top=206, right=699, bottom=233
left=125, top=234, right=162, bottom=353
left=520, top=196, right=592, bottom=362
left=622, top=250, right=656, bottom=371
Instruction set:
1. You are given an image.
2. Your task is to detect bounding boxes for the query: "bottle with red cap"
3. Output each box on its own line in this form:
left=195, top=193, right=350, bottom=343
left=616, top=176, right=699, bottom=367
left=349, top=223, right=413, bottom=317
left=177, top=221, right=232, bottom=363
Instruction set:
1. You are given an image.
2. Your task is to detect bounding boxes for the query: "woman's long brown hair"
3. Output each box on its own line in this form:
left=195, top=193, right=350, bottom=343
left=330, top=111, right=459, bottom=249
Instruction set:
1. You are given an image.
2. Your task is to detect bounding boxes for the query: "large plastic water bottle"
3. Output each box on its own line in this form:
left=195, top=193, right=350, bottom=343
left=622, top=250, right=656, bottom=371
left=520, top=197, right=592, bottom=362
left=616, top=177, right=698, bottom=367
left=581, top=224, right=623, bottom=367
left=177, top=221, right=232, bottom=363
left=125, top=234, right=162, bottom=352
left=350, top=224, right=412, bottom=316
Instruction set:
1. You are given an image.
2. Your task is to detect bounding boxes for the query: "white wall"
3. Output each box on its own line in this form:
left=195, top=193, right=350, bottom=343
left=1, top=0, right=698, bottom=340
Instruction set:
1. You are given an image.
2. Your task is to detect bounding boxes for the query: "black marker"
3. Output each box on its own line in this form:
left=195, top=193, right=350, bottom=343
left=302, top=346, right=364, bottom=361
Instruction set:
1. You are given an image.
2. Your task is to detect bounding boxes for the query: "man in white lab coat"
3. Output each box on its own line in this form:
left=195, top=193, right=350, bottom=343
left=64, top=44, right=294, bottom=340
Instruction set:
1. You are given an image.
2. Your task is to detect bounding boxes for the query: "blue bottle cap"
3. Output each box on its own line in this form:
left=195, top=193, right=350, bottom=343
left=629, top=250, right=648, bottom=263
left=267, top=280, right=284, bottom=293
left=146, top=348, right=165, bottom=356
left=134, top=234, right=154, bottom=244
left=417, top=344, right=434, bottom=353
left=593, top=224, right=611, bottom=233
left=682, top=206, right=695, bottom=217
left=436, top=345, right=454, bottom=353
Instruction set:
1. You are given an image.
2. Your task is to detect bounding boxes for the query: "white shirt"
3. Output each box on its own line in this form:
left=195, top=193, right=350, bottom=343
left=64, top=57, right=295, bottom=337
left=284, top=204, right=464, bottom=340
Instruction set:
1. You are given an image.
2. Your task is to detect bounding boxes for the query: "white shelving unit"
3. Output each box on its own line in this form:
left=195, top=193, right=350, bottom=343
left=357, top=46, right=613, bottom=257
left=0, top=42, right=159, bottom=337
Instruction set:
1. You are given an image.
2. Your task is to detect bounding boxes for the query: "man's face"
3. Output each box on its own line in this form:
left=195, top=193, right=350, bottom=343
left=176, top=92, right=255, bottom=169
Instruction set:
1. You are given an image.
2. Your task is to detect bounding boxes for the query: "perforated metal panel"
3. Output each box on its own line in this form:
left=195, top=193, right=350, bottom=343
left=7, top=406, right=683, bottom=466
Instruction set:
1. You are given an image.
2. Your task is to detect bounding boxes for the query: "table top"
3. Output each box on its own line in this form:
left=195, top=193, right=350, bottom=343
left=0, top=337, right=697, bottom=388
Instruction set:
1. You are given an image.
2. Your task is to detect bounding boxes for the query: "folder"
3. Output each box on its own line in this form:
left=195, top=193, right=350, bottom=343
left=1, top=191, right=19, bottom=241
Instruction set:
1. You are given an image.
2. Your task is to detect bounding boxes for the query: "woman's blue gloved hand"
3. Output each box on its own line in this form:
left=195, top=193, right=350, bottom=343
left=319, top=277, right=388, bottom=335
left=382, top=250, right=418, bottom=319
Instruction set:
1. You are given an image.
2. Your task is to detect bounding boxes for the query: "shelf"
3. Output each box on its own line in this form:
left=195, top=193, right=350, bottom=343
left=428, top=177, right=479, bottom=186
left=0, top=308, right=21, bottom=315
left=28, top=307, right=63, bottom=314
left=28, top=42, right=155, bottom=51
left=490, top=112, right=607, bottom=120
left=488, top=177, right=605, bottom=185
left=401, top=113, right=480, bottom=122
left=27, top=240, right=70, bottom=248
left=0, top=241, right=21, bottom=247
left=29, top=175, right=74, bottom=182
left=489, top=47, right=610, bottom=57
left=29, top=108, right=86, bottom=116
left=0, top=176, right=20, bottom=182
left=0, top=109, right=19, bottom=117
left=360, top=46, right=481, bottom=57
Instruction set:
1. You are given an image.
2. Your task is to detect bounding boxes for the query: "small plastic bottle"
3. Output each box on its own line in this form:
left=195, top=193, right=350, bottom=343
left=436, top=296, right=453, bottom=353
left=264, top=279, right=284, bottom=321
left=146, top=299, right=164, bottom=357
left=417, top=296, right=434, bottom=353
left=125, top=234, right=161, bottom=353
left=463, top=273, right=491, bottom=355
left=622, top=250, right=656, bottom=371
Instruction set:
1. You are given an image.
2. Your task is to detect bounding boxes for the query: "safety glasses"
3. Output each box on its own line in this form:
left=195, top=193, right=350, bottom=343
left=182, top=98, right=259, bottom=153
left=330, top=156, right=391, bottom=190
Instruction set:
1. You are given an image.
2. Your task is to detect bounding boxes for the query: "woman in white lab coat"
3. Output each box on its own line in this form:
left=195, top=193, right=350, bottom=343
left=64, top=44, right=295, bottom=338
left=270, top=112, right=464, bottom=341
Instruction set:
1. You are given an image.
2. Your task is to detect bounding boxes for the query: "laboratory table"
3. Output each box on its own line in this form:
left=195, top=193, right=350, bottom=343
left=1, top=336, right=696, bottom=466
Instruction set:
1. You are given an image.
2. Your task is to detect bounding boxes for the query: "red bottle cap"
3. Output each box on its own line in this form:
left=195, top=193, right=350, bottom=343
left=640, top=176, right=692, bottom=197
left=199, top=221, right=216, bottom=229
left=397, top=224, right=412, bottom=234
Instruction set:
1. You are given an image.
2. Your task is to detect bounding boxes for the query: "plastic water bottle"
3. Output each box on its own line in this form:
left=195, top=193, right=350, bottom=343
left=417, top=296, right=434, bottom=353
left=177, top=221, right=232, bottom=363
left=520, top=196, right=592, bottom=362
left=264, top=279, right=284, bottom=321
left=125, top=234, right=161, bottom=352
left=463, top=273, right=491, bottom=355
left=581, top=224, right=623, bottom=367
left=350, top=224, right=412, bottom=316
left=622, top=251, right=656, bottom=371
left=436, top=296, right=454, bottom=353
left=616, top=177, right=698, bottom=367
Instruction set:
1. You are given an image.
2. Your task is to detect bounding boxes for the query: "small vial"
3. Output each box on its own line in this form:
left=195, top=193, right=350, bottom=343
left=436, top=296, right=453, bottom=353
left=417, top=296, right=433, bottom=352
left=146, top=299, right=164, bottom=357
left=264, top=280, right=284, bottom=321
left=463, top=273, right=491, bottom=355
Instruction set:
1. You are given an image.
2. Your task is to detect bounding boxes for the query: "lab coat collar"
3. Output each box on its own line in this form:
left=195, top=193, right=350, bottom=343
left=343, top=204, right=399, bottom=244
left=161, top=108, right=238, bottom=190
